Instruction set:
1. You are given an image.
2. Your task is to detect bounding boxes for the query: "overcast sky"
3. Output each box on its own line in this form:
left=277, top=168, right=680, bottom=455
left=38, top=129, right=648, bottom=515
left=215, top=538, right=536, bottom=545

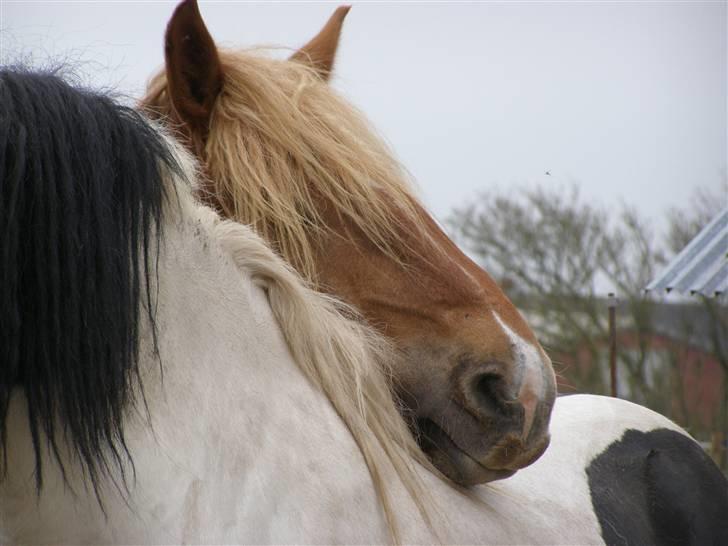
left=2, top=1, right=726, bottom=237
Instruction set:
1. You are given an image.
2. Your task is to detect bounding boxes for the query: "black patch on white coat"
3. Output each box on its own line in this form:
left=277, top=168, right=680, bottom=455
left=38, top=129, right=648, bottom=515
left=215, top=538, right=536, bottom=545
left=587, top=428, right=728, bottom=545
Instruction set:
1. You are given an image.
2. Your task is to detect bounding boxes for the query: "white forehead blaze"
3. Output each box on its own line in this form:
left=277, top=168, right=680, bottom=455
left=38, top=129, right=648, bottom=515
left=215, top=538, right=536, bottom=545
left=493, top=311, right=547, bottom=439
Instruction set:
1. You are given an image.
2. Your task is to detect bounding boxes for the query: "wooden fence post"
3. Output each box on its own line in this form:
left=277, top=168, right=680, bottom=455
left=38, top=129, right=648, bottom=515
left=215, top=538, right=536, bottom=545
left=608, top=293, right=618, bottom=398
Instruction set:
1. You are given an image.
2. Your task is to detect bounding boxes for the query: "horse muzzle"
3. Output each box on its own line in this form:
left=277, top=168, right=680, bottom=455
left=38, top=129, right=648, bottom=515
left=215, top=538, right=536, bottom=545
left=402, top=349, right=557, bottom=486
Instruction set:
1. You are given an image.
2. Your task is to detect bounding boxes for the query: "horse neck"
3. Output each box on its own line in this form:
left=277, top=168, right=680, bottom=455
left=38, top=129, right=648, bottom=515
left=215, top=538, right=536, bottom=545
left=1, top=201, right=388, bottom=543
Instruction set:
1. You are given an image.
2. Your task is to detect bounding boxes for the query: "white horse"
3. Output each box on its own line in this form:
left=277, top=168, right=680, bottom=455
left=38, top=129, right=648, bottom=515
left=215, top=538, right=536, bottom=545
left=1, top=68, right=725, bottom=545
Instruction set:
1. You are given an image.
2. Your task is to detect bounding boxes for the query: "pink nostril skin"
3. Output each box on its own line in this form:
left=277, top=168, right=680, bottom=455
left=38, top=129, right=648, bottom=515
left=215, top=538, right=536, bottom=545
left=517, top=351, right=549, bottom=440
left=519, top=383, right=539, bottom=441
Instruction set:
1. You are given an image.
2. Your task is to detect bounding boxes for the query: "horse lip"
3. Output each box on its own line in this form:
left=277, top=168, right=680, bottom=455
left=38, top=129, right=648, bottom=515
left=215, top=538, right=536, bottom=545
left=414, top=417, right=518, bottom=485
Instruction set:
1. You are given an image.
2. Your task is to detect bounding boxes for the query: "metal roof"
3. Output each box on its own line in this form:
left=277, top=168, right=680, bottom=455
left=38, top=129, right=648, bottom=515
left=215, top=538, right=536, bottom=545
left=646, top=206, right=728, bottom=297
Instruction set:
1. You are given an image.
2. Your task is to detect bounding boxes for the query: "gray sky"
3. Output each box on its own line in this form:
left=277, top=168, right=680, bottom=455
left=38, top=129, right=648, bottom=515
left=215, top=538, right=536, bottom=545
left=2, top=1, right=726, bottom=235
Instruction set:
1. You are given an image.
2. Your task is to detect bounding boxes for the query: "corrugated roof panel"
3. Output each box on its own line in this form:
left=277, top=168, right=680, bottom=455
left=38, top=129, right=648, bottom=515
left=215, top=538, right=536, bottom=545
left=701, top=262, right=728, bottom=295
left=646, top=207, right=728, bottom=297
left=718, top=271, right=728, bottom=293
left=673, top=233, right=727, bottom=293
left=688, top=250, right=726, bottom=293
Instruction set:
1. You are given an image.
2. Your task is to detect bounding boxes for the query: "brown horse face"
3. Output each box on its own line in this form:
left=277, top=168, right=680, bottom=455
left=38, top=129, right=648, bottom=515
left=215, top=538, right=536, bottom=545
left=316, top=203, right=556, bottom=484
left=153, top=0, right=556, bottom=485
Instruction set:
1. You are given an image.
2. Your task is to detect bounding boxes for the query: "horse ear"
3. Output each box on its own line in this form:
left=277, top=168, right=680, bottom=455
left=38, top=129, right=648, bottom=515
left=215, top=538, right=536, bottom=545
left=165, top=0, right=223, bottom=132
left=290, top=5, right=351, bottom=81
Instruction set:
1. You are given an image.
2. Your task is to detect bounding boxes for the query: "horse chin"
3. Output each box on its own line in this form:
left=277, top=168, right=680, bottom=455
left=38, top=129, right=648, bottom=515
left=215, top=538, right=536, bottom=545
left=414, top=417, right=521, bottom=486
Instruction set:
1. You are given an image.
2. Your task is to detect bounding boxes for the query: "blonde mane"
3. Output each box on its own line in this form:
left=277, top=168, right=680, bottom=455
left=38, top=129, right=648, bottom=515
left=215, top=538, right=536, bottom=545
left=144, top=49, right=427, bottom=283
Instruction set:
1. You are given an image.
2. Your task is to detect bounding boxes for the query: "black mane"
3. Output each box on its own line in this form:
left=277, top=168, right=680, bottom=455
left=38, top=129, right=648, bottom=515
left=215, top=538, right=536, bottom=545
left=0, top=68, right=178, bottom=498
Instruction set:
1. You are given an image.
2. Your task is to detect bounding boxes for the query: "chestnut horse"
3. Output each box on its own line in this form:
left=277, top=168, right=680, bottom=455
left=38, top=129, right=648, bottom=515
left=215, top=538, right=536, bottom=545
left=143, top=0, right=557, bottom=486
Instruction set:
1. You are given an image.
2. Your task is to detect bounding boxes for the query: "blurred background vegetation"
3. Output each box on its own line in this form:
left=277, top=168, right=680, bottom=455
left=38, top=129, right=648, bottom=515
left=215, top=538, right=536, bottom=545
left=448, top=181, right=727, bottom=471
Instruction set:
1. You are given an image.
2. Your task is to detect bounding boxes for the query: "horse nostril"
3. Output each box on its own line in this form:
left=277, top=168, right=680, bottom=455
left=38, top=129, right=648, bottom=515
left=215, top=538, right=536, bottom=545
left=472, top=372, right=508, bottom=417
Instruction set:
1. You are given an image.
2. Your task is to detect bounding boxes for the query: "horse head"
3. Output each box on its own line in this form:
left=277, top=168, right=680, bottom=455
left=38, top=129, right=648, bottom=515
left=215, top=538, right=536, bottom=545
left=143, top=0, right=557, bottom=485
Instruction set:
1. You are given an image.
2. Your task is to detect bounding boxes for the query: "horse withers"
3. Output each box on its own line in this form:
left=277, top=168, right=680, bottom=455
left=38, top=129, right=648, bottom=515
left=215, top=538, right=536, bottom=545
left=143, top=0, right=557, bottom=486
